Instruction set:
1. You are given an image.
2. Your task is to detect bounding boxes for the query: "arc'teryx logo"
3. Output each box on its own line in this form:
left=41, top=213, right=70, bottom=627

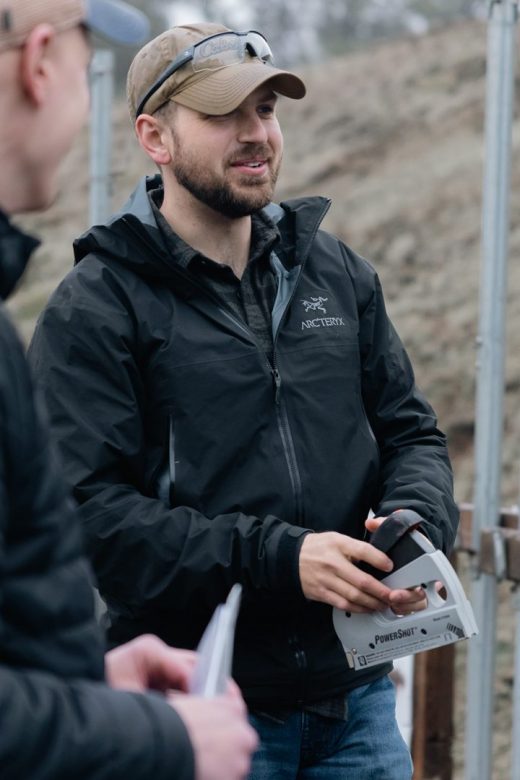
left=301, top=296, right=328, bottom=313
left=300, top=294, right=346, bottom=331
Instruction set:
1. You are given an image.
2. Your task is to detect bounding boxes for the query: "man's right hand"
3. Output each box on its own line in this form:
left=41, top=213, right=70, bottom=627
left=170, top=694, right=258, bottom=780
left=299, top=531, right=395, bottom=612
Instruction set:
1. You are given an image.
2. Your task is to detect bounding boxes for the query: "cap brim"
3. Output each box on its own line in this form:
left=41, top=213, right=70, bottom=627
left=85, top=0, right=150, bottom=45
left=171, top=61, right=306, bottom=115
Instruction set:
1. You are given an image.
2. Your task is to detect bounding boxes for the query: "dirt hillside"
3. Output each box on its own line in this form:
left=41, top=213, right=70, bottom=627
left=11, top=19, right=520, bottom=508
left=8, top=19, right=520, bottom=777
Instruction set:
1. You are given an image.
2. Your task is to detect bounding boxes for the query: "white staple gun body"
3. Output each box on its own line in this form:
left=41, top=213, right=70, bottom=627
left=333, top=511, right=478, bottom=670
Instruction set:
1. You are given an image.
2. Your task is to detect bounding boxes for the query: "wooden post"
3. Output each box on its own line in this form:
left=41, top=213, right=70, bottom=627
left=411, top=642, right=455, bottom=780
left=411, top=552, right=457, bottom=780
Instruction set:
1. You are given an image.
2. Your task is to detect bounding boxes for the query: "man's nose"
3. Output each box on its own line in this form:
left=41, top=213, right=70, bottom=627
left=237, top=112, right=268, bottom=144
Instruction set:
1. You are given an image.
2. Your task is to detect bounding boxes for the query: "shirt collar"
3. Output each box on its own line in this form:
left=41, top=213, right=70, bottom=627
left=148, top=187, right=281, bottom=272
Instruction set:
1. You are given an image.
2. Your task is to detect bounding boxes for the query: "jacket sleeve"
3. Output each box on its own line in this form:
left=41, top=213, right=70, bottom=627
left=27, top=266, right=309, bottom=616
left=345, top=247, right=459, bottom=553
left=0, top=308, right=194, bottom=779
left=0, top=663, right=194, bottom=780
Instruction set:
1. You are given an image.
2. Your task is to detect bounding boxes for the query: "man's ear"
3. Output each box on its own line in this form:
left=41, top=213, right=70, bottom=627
left=135, top=114, right=173, bottom=166
left=19, top=23, right=56, bottom=106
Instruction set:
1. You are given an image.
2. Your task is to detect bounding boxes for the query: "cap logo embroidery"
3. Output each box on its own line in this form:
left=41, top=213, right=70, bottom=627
left=198, top=36, right=242, bottom=58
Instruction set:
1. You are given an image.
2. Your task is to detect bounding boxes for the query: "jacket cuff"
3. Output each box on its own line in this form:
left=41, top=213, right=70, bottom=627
left=272, top=525, right=313, bottom=602
left=139, top=692, right=195, bottom=780
left=96, top=686, right=195, bottom=780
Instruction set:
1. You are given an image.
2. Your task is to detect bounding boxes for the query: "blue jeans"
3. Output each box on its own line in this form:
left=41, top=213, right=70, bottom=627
left=248, top=676, right=412, bottom=779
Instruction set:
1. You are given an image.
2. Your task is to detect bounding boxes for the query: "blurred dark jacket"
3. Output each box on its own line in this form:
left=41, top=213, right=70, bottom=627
left=0, top=208, right=194, bottom=780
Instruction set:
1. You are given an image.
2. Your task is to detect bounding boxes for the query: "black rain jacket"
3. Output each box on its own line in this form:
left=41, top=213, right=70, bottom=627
left=0, top=209, right=194, bottom=779
left=29, top=177, right=459, bottom=707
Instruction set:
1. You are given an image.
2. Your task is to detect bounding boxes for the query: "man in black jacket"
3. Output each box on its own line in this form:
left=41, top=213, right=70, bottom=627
left=0, top=4, right=257, bottom=779
left=29, top=21, right=459, bottom=779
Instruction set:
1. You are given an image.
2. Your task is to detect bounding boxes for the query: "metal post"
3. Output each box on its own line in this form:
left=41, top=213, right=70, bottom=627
left=89, top=49, right=114, bottom=226
left=465, top=2, right=518, bottom=779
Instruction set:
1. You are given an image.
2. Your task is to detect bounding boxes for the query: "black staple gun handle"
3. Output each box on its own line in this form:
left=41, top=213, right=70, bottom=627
left=358, top=509, right=428, bottom=581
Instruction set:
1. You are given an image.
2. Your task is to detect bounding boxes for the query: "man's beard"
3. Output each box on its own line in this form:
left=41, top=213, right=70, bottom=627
left=170, top=132, right=280, bottom=218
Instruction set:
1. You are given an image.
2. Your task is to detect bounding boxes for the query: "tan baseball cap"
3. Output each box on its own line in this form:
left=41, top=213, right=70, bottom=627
left=127, top=22, right=306, bottom=119
left=0, top=0, right=149, bottom=52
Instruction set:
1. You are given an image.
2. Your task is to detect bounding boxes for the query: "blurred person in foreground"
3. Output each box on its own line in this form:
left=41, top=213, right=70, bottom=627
left=29, top=21, right=459, bottom=779
left=0, top=3, right=257, bottom=779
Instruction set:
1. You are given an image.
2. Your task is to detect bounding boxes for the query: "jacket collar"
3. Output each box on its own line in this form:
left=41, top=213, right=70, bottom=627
left=73, top=174, right=331, bottom=279
left=0, top=209, right=40, bottom=301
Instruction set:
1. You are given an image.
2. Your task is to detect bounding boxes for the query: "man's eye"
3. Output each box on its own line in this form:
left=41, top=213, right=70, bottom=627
left=209, top=111, right=235, bottom=121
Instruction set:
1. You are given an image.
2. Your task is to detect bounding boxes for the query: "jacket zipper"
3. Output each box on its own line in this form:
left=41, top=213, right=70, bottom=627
left=271, top=362, right=304, bottom=525
left=265, top=219, right=330, bottom=686
left=214, top=305, right=306, bottom=526
left=173, top=275, right=307, bottom=527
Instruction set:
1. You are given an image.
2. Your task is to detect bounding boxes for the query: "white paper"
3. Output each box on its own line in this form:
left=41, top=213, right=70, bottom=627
left=189, top=583, right=242, bottom=697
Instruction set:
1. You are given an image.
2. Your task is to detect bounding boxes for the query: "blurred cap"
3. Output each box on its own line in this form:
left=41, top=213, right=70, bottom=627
left=0, top=0, right=150, bottom=52
left=127, top=22, right=306, bottom=119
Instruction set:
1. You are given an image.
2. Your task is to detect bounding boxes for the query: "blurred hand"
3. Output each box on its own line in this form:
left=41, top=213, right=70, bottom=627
left=170, top=693, right=258, bottom=780
left=105, top=634, right=196, bottom=693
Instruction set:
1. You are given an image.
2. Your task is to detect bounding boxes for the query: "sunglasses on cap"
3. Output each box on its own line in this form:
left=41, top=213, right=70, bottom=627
left=135, top=30, right=273, bottom=118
